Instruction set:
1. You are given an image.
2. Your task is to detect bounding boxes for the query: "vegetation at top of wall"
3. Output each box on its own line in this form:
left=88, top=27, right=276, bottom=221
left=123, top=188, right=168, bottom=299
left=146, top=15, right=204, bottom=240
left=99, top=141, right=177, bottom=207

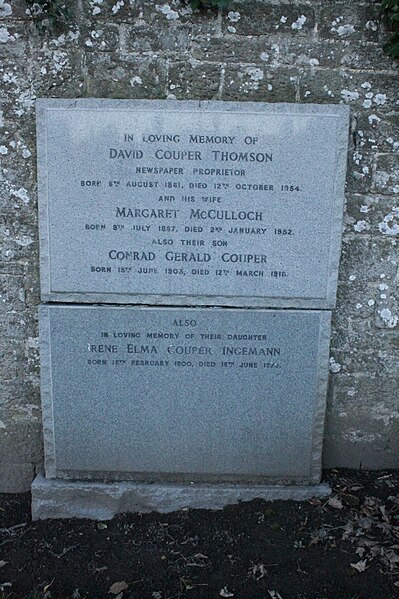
left=188, top=0, right=230, bottom=9
left=382, top=0, right=399, bottom=57
left=25, top=0, right=72, bottom=32
left=22, top=0, right=399, bottom=58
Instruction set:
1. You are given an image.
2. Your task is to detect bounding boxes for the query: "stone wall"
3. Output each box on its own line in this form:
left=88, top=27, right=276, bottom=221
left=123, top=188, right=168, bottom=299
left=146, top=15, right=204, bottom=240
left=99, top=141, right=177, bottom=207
left=0, top=0, right=398, bottom=492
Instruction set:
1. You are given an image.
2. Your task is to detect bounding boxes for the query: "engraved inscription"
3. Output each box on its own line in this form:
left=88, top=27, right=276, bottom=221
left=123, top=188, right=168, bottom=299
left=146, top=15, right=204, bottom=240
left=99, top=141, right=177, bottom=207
left=41, top=305, right=331, bottom=480
left=38, top=101, right=348, bottom=304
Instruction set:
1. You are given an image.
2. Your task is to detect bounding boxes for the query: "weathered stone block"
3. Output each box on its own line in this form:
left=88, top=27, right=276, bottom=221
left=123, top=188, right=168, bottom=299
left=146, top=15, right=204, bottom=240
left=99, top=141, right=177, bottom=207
left=299, top=69, right=399, bottom=111
left=81, top=0, right=141, bottom=22
left=281, top=39, right=343, bottom=69
left=168, top=61, right=221, bottom=98
left=335, top=281, right=376, bottom=320
left=318, top=2, right=381, bottom=42
left=0, top=216, right=37, bottom=264
left=192, top=35, right=270, bottom=64
left=190, top=9, right=221, bottom=38
left=86, top=53, right=167, bottom=98
left=340, top=41, right=397, bottom=71
left=324, top=374, right=399, bottom=469
left=329, top=346, right=398, bottom=377
left=375, top=293, right=399, bottom=330
left=339, top=236, right=398, bottom=287
left=0, top=260, right=25, bottom=276
left=222, top=2, right=315, bottom=37
left=223, top=65, right=298, bottom=102
left=32, top=50, right=85, bottom=98
left=0, top=274, right=25, bottom=312
left=0, top=22, right=30, bottom=58
left=345, top=194, right=399, bottom=238
left=126, top=23, right=191, bottom=55
left=0, top=0, right=30, bottom=21
left=0, top=311, right=38, bottom=341
left=0, top=463, right=36, bottom=493
left=81, top=22, right=119, bottom=52
left=0, top=182, right=37, bottom=231
left=0, top=127, right=36, bottom=185
left=0, top=420, right=43, bottom=492
left=353, top=112, right=399, bottom=154
left=373, top=154, right=399, bottom=195
left=0, top=58, right=33, bottom=119
left=0, top=338, right=26, bottom=381
left=346, top=150, right=374, bottom=194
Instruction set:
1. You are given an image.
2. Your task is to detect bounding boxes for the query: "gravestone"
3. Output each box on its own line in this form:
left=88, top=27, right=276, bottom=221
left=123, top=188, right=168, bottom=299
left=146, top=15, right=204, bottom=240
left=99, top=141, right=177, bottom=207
left=39, top=305, right=330, bottom=483
left=32, top=99, right=349, bottom=519
left=37, top=99, right=348, bottom=308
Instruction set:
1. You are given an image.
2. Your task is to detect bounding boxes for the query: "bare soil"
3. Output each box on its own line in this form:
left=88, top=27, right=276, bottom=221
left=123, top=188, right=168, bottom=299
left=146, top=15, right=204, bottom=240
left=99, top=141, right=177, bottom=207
left=1, top=470, right=399, bottom=599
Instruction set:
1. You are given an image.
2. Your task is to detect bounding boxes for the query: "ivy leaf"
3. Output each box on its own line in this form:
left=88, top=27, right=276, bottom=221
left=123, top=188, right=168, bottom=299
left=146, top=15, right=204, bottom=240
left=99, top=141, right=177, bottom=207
left=383, top=39, right=399, bottom=57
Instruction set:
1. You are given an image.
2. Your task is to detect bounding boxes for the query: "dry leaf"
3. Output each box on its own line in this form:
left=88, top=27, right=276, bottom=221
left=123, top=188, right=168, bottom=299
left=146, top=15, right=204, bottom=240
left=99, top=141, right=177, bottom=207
left=0, top=561, right=7, bottom=568
left=380, top=506, right=390, bottom=523
left=109, top=581, right=128, bottom=594
left=220, top=588, right=234, bottom=597
left=370, top=545, right=382, bottom=558
left=97, top=523, right=108, bottom=530
left=328, top=497, right=343, bottom=510
left=386, top=551, right=399, bottom=564
left=308, top=498, right=322, bottom=506
left=44, top=580, right=55, bottom=593
left=268, top=591, right=284, bottom=599
left=350, top=559, right=368, bottom=573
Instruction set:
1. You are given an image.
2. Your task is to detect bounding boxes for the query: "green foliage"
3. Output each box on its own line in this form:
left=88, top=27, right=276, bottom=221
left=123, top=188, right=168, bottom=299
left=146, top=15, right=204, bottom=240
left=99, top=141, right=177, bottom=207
left=189, top=0, right=230, bottom=9
left=382, top=0, right=399, bottom=57
left=25, top=0, right=73, bottom=32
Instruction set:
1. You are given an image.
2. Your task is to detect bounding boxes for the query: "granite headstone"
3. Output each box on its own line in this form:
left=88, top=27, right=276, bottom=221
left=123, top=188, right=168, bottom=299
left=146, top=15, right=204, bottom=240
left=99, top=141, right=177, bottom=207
left=37, top=99, right=348, bottom=308
left=39, top=305, right=331, bottom=484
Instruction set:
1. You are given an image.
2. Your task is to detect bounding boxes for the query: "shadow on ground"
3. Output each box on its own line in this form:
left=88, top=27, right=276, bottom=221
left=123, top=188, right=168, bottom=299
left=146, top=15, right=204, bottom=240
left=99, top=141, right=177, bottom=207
left=0, top=470, right=398, bottom=599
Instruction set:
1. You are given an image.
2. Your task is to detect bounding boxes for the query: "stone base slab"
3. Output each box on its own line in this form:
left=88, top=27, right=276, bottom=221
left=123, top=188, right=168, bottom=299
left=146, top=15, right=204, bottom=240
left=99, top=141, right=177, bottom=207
left=31, top=474, right=331, bottom=520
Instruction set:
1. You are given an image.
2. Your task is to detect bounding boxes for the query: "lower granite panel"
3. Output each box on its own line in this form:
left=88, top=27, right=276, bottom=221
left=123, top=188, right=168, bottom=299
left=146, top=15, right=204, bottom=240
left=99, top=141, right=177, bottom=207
left=39, top=305, right=331, bottom=484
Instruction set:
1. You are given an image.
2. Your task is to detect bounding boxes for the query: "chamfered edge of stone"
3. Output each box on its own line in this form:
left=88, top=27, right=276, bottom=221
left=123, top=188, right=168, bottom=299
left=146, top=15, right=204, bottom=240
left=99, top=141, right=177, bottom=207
left=310, top=310, right=332, bottom=483
left=325, top=105, right=350, bottom=308
left=38, top=292, right=337, bottom=309
left=38, top=304, right=57, bottom=479
left=31, top=474, right=331, bottom=520
left=36, top=101, right=51, bottom=301
left=35, top=97, right=350, bottom=118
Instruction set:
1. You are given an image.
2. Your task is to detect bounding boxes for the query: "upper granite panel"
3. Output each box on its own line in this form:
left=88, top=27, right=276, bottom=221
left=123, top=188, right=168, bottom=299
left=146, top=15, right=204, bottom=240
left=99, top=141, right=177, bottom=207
left=36, top=99, right=349, bottom=308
